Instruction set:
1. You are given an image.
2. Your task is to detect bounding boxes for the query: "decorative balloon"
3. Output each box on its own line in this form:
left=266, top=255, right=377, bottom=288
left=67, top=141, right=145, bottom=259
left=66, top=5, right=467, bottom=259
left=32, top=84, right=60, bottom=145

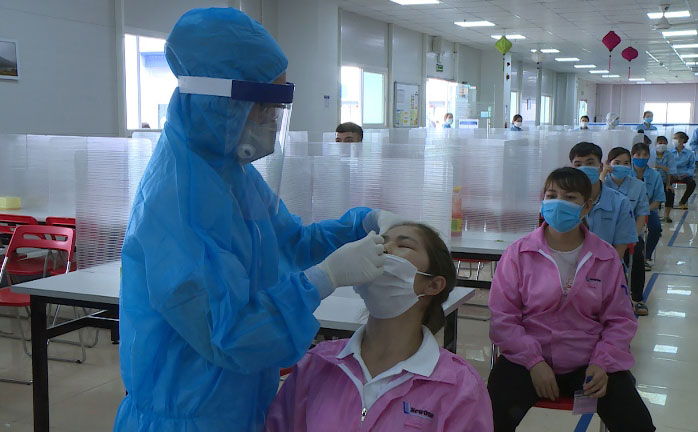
left=622, top=46, right=639, bottom=79
left=602, top=31, right=622, bottom=69
left=495, top=36, right=512, bottom=55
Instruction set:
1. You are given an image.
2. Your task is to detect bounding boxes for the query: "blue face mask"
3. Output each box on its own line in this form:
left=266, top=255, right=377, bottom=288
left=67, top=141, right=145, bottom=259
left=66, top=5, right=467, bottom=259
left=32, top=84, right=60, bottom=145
left=611, top=165, right=632, bottom=179
left=577, top=165, right=600, bottom=184
left=541, top=199, right=583, bottom=233
left=644, top=117, right=653, bottom=124
left=633, top=157, right=649, bottom=168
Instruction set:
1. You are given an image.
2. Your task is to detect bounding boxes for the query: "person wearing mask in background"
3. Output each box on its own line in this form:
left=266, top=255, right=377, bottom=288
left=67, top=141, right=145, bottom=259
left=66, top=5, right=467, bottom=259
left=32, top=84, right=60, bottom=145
left=654, top=136, right=677, bottom=223
left=602, top=148, right=651, bottom=316
left=488, top=167, right=655, bottom=432
left=632, top=141, right=665, bottom=273
left=569, top=142, right=637, bottom=259
left=672, top=131, right=697, bottom=210
left=605, top=112, right=621, bottom=130
left=637, top=111, right=657, bottom=132
left=578, top=115, right=590, bottom=130
left=336, top=122, right=364, bottom=143
left=511, top=114, right=523, bottom=131
left=688, top=127, right=698, bottom=158
left=443, top=112, right=454, bottom=129
left=266, top=223, right=493, bottom=432
left=113, top=9, right=404, bottom=431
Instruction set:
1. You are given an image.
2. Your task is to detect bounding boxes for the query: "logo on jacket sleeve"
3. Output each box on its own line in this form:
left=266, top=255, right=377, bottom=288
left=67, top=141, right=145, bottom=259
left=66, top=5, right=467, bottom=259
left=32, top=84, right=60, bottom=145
left=403, top=401, right=434, bottom=420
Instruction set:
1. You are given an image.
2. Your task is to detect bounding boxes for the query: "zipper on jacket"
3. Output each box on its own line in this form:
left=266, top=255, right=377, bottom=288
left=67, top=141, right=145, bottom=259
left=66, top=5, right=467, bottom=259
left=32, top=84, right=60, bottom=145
left=361, top=407, right=367, bottom=423
left=537, top=249, right=593, bottom=295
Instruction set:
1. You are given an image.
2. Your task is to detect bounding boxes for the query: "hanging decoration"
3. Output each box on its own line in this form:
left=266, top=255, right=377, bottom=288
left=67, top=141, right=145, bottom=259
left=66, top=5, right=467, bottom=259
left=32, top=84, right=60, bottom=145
left=496, top=36, right=512, bottom=73
left=602, top=31, right=622, bottom=70
left=622, top=46, right=639, bottom=79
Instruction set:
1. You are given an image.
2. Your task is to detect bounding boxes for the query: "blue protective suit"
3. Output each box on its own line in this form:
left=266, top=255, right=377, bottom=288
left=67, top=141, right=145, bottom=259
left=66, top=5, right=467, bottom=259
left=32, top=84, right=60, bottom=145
left=113, top=8, right=370, bottom=431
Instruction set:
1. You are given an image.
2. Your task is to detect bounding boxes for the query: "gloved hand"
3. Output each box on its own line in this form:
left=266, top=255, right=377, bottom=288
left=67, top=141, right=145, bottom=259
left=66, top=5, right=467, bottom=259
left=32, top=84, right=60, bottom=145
left=315, top=231, right=385, bottom=290
left=362, top=209, right=406, bottom=234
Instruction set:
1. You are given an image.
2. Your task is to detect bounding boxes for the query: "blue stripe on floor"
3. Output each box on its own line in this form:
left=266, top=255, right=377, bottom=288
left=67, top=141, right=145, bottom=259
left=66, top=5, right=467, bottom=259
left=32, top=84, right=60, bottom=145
left=574, top=413, right=594, bottom=432
left=667, top=210, right=689, bottom=247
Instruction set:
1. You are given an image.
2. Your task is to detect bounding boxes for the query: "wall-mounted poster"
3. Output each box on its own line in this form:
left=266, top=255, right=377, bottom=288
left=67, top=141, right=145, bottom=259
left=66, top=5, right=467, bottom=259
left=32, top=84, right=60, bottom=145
left=0, top=38, right=19, bottom=80
left=394, top=82, right=419, bottom=128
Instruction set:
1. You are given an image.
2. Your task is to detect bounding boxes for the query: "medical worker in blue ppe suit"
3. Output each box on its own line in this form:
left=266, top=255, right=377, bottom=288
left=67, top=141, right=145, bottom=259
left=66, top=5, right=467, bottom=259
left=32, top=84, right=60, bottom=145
left=113, top=8, right=403, bottom=431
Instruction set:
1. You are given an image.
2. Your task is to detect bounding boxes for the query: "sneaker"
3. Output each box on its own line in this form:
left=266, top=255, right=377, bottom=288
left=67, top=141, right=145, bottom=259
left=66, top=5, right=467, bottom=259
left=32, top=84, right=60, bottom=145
left=644, top=260, right=652, bottom=271
left=664, top=216, right=673, bottom=223
left=678, top=204, right=689, bottom=210
left=634, top=302, right=649, bottom=316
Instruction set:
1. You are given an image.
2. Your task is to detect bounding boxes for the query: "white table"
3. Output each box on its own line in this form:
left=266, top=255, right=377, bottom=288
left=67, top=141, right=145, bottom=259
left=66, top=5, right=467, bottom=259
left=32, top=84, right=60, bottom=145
left=12, top=261, right=120, bottom=432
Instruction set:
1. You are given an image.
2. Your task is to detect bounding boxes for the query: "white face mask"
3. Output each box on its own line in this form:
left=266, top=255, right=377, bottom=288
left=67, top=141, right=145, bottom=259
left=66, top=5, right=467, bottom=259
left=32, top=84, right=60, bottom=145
left=514, top=121, right=522, bottom=128
left=445, top=118, right=454, bottom=125
left=672, top=139, right=680, bottom=147
left=580, top=121, right=588, bottom=129
left=656, top=144, right=667, bottom=153
left=354, top=254, right=432, bottom=319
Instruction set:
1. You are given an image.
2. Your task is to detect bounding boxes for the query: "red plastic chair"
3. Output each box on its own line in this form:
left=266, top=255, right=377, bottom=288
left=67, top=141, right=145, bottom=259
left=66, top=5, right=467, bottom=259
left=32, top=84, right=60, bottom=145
left=45, top=217, right=76, bottom=228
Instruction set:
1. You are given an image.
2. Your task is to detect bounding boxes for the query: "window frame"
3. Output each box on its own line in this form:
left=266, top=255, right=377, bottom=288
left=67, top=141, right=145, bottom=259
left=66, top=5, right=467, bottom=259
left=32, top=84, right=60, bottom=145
left=340, top=63, right=388, bottom=128
left=541, top=95, right=553, bottom=125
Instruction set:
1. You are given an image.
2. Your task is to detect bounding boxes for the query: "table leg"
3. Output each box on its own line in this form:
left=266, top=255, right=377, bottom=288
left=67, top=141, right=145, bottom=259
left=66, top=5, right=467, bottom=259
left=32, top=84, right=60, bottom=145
left=30, top=296, right=49, bottom=431
left=444, top=310, right=458, bottom=354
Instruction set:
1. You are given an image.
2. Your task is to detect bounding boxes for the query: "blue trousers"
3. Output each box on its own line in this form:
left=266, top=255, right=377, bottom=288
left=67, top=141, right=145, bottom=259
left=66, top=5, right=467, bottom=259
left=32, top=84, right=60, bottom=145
left=646, top=210, right=662, bottom=260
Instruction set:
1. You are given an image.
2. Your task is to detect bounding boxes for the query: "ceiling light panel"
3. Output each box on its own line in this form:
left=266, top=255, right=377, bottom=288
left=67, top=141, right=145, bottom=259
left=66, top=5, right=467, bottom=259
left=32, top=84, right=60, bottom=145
left=589, top=70, right=610, bottom=74
left=673, top=43, right=698, bottom=49
left=648, top=11, right=691, bottom=19
left=555, top=57, right=580, bottom=62
left=490, top=34, right=526, bottom=40
left=603, top=74, right=620, bottom=78
left=540, top=48, right=560, bottom=53
left=662, top=30, right=698, bottom=37
left=574, top=65, right=596, bottom=69
left=454, top=20, right=495, bottom=27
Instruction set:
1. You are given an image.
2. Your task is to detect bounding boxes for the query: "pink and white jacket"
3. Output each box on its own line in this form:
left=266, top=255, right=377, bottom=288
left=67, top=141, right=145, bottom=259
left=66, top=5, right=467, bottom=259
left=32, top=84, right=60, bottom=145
left=489, top=223, right=637, bottom=374
left=265, top=339, right=493, bottom=431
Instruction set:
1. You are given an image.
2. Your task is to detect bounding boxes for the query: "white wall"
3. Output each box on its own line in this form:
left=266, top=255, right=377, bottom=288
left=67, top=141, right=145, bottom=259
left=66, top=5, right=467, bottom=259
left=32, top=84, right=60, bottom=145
left=426, top=38, right=455, bottom=81
left=457, top=43, right=481, bottom=88
left=596, top=83, right=698, bottom=124
left=553, top=73, right=577, bottom=126
left=123, top=0, right=228, bottom=36
left=0, top=0, right=118, bottom=136
left=391, top=26, right=424, bottom=127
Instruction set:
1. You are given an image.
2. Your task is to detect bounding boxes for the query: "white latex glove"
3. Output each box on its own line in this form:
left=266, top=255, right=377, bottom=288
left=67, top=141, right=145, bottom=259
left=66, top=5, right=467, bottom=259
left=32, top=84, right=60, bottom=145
left=316, top=231, right=385, bottom=289
left=362, top=209, right=406, bottom=234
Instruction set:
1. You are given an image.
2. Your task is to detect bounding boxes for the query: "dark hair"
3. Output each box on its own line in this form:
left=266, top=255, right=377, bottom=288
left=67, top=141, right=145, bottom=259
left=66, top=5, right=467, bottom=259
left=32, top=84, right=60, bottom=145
left=643, top=111, right=653, bottom=117
left=643, top=135, right=652, bottom=145
left=657, top=135, right=668, bottom=144
left=632, top=142, right=650, bottom=156
left=444, top=112, right=453, bottom=121
left=675, top=131, right=689, bottom=144
left=335, top=122, right=364, bottom=141
left=569, top=142, right=603, bottom=163
left=392, top=223, right=456, bottom=335
left=607, top=146, right=631, bottom=163
left=513, top=114, right=523, bottom=122
left=543, top=167, right=592, bottom=201
left=580, top=115, right=589, bottom=121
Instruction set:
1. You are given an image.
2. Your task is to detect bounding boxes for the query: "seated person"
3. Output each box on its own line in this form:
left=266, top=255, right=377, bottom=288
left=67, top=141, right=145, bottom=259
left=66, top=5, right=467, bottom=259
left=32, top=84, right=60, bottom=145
left=605, top=112, right=620, bottom=130
left=265, top=223, right=493, bottom=432
left=336, top=122, right=364, bottom=143
left=511, top=114, right=523, bottom=131
left=488, top=167, right=655, bottom=432
left=443, top=112, right=454, bottom=128
left=603, top=147, right=651, bottom=315
left=637, top=110, right=657, bottom=131
left=632, top=142, right=665, bottom=272
left=578, top=115, right=590, bottom=130
left=654, top=136, right=677, bottom=222
left=671, top=131, right=696, bottom=210
left=569, top=142, right=637, bottom=259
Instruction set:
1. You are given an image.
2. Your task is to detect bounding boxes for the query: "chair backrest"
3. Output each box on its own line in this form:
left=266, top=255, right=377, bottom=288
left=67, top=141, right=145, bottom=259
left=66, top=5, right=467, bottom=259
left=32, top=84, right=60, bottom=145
left=45, top=217, right=77, bottom=228
left=4, top=225, right=76, bottom=261
left=0, top=214, right=39, bottom=235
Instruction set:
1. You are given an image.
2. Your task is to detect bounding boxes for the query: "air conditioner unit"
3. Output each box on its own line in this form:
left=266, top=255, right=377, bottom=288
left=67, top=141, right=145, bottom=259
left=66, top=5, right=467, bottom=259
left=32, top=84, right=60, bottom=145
left=431, top=36, right=443, bottom=54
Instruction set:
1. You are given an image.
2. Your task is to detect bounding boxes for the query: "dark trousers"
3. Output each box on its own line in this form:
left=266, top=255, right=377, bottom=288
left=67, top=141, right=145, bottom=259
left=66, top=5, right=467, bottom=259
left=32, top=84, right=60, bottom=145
left=664, top=182, right=675, bottom=209
left=487, top=356, right=656, bottom=432
left=678, top=177, right=696, bottom=205
left=624, top=236, right=646, bottom=302
left=645, top=210, right=662, bottom=260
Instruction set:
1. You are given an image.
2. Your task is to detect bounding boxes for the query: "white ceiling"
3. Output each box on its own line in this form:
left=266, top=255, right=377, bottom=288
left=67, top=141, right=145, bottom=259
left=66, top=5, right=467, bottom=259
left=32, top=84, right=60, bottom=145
left=336, top=0, right=698, bottom=84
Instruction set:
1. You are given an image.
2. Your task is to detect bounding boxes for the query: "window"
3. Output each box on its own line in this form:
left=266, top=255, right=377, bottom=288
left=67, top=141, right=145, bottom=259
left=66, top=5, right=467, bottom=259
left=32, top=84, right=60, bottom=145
left=541, top=95, right=552, bottom=124
left=426, top=78, right=458, bottom=127
left=125, top=34, right=177, bottom=130
left=644, top=102, right=692, bottom=124
left=510, top=91, right=519, bottom=119
left=340, top=66, right=386, bottom=126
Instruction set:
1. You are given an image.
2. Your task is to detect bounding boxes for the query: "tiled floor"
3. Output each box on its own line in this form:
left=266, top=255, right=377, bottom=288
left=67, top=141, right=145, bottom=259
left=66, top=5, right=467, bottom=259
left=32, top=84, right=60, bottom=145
left=1, top=203, right=698, bottom=431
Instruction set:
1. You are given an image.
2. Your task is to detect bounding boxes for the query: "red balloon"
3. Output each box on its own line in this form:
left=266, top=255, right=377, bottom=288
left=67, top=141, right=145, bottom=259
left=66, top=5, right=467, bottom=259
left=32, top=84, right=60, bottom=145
left=622, top=47, right=639, bottom=62
left=602, top=31, right=621, bottom=52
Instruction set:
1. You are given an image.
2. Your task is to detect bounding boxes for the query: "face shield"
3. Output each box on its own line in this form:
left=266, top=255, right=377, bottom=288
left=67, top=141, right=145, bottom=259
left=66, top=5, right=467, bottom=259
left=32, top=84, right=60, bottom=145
left=178, top=76, right=294, bottom=209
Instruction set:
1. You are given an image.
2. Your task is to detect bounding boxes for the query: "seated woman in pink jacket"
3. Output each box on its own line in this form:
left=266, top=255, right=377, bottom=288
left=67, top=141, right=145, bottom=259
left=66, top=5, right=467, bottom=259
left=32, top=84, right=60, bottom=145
left=488, top=167, right=655, bottom=432
left=265, top=222, right=493, bottom=431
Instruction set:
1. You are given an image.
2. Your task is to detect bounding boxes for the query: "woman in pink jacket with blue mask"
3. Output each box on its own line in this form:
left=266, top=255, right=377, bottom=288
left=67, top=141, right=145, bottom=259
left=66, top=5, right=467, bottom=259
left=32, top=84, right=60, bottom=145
left=487, top=167, right=655, bottom=431
left=265, top=222, right=493, bottom=431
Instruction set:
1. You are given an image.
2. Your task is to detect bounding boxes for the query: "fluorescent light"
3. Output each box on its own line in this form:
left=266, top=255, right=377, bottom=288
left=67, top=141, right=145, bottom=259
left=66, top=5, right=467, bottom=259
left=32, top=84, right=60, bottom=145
left=653, top=344, right=679, bottom=354
left=574, top=64, right=596, bottom=69
left=685, top=61, right=698, bottom=65
left=530, top=49, right=538, bottom=53
left=555, top=57, right=580, bottom=62
left=454, top=20, right=495, bottom=27
left=490, top=34, right=526, bottom=40
left=589, top=70, right=610, bottom=74
left=602, top=74, right=620, bottom=78
left=648, top=10, right=691, bottom=19
left=673, top=43, right=698, bottom=49
left=390, top=0, right=440, bottom=4
left=540, top=48, right=559, bottom=53
left=638, top=81, right=653, bottom=84
left=681, top=53, right=698, bottom=58
left=662, top=29, right=698, bottom=37
left=629, top=78, right=645, bottom=81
